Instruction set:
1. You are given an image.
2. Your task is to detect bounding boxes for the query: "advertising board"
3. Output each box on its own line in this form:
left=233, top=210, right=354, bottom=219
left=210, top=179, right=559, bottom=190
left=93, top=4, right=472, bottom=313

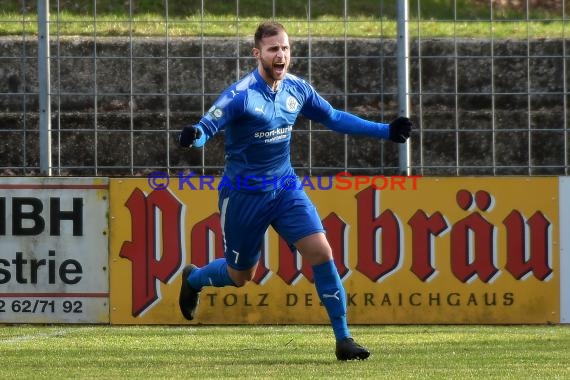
left=110, top=176, right=559, bottom=325
left=0, top=177, right=109, bottom=323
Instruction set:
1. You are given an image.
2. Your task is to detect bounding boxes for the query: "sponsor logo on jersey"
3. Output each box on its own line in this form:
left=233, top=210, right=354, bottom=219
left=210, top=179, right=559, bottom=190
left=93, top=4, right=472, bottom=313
left=254, top=125, right=293, bottom=143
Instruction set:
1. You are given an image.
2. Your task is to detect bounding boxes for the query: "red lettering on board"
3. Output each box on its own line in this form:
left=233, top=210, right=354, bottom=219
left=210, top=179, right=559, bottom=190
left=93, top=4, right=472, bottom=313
left=119, top=188, right=183, bottom=316
left=119, top=185, right=554, bottom=317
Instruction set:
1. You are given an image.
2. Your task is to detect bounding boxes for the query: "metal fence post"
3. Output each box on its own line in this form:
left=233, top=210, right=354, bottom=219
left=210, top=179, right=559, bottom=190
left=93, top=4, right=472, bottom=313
left=38, top=0, right=52, bottom=175
left=397, top=0, right=411, bottom=175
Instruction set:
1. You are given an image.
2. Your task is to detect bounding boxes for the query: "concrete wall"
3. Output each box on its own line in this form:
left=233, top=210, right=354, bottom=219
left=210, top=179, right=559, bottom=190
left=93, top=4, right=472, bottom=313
left=0, top=37, right=567, bottom=175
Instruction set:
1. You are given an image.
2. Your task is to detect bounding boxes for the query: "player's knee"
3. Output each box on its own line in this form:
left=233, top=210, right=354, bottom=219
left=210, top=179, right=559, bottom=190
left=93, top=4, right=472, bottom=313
left=295, top=233, right=334, bottom=265
left=228, top=269, right=255, bottom=287
left=233, top=278, right=250, bottom=287
left=303, top=246, right=333, bottom=266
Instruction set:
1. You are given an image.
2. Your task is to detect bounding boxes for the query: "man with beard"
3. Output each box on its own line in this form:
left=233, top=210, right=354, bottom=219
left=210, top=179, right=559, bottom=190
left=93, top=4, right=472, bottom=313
left=178, top=21, right=411, bottom=360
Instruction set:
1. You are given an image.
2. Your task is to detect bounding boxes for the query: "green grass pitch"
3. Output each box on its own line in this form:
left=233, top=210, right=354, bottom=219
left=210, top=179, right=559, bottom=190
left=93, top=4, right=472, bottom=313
left=1, top=324, right=569, bottom=379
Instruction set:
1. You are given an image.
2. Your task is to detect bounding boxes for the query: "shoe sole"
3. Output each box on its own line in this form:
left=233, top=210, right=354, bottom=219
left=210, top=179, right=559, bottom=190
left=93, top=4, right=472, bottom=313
left=336, top=339, right=371, bottom=361
left=337, top=351, right=370, bottom=361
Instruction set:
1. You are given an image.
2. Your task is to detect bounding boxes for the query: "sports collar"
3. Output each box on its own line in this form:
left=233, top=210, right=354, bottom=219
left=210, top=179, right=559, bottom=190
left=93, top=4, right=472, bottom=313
left=253, top=69, right=282, bottom=94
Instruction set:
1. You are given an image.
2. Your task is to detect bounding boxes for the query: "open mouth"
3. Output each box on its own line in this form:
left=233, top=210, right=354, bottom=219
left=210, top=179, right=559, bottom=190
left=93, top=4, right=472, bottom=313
left=274, top=62, right=286, bottom=74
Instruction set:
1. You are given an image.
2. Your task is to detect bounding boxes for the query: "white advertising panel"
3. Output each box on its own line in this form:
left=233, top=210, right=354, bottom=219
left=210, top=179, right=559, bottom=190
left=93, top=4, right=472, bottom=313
left=0, top=177, right=109, bottom=323
left=561, top=177, right=570, bottom=324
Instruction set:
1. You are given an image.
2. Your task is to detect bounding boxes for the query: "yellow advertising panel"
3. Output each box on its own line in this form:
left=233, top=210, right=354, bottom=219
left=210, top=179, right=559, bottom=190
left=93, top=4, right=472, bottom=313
left=109, top=176, right=559, bottom=324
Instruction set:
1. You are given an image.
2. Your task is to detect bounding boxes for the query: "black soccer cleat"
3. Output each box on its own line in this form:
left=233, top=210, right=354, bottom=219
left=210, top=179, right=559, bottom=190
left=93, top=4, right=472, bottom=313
left=335, top=337, right=371, bottom=361
left=179, top=264, right=200, bottom=320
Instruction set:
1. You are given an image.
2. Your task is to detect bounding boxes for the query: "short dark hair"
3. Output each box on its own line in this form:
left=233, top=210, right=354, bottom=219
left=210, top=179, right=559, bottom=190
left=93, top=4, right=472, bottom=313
left=254, top=21, right=287, bottom=48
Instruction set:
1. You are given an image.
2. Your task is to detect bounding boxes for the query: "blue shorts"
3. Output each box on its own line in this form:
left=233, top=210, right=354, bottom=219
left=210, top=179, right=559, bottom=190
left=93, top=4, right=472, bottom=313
left=218, top=186, right=324, bottom=270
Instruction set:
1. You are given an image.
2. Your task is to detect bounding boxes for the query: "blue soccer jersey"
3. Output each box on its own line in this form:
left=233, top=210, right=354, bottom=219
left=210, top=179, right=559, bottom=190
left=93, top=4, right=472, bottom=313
left=194, top=69, right=390, bottom=191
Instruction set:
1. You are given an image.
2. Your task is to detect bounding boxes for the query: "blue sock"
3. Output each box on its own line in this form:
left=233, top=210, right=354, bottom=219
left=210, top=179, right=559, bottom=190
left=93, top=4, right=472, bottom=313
left=187, top=258, right=236, bottom=291
left=313, top=260, right=350, bottom=341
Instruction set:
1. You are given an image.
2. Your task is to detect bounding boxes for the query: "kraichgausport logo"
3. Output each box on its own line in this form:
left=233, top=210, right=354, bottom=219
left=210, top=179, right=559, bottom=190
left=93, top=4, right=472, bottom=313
left=146, top=171, right=421, bottom=191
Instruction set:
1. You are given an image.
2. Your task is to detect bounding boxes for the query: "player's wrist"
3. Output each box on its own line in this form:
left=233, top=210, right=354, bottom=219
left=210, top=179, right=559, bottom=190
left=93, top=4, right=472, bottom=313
left=192, top=125, right=207, bottom=147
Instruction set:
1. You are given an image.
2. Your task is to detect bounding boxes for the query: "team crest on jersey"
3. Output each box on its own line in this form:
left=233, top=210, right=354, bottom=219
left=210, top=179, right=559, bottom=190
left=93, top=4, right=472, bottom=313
left=208, top=106, right=224, bottom=119
left=286, top=96, right=299, bottom=112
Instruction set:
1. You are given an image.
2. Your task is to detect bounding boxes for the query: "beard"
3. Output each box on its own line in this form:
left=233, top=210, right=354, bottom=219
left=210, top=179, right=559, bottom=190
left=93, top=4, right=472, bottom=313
left=261, top=59, right=288, bottom=82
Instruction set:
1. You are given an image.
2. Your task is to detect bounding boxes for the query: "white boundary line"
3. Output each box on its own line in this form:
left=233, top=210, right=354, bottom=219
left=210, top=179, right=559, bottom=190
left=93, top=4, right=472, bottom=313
left=0, top=329, right=72, bottom=344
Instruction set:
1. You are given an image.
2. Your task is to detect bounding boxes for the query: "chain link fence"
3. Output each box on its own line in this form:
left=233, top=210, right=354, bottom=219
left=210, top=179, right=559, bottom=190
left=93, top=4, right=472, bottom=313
left=0, top=0, right=568, bottom=176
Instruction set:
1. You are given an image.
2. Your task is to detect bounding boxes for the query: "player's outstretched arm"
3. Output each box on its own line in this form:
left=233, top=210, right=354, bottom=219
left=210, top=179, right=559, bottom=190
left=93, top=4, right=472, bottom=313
left=320, top=108, right=412, bottom=143
left=300, top=82, right=412, bottom=143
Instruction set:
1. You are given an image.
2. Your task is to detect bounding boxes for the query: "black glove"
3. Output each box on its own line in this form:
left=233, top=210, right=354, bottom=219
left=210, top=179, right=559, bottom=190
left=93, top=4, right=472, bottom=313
left=388, top=116, right=412, bottom=143
left=178, top=124, right=203, bottom=147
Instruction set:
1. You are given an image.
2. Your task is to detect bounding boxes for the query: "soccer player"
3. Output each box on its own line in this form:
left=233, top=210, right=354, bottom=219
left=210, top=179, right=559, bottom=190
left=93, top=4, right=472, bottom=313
left=178, top=21, right=411, bottom=361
